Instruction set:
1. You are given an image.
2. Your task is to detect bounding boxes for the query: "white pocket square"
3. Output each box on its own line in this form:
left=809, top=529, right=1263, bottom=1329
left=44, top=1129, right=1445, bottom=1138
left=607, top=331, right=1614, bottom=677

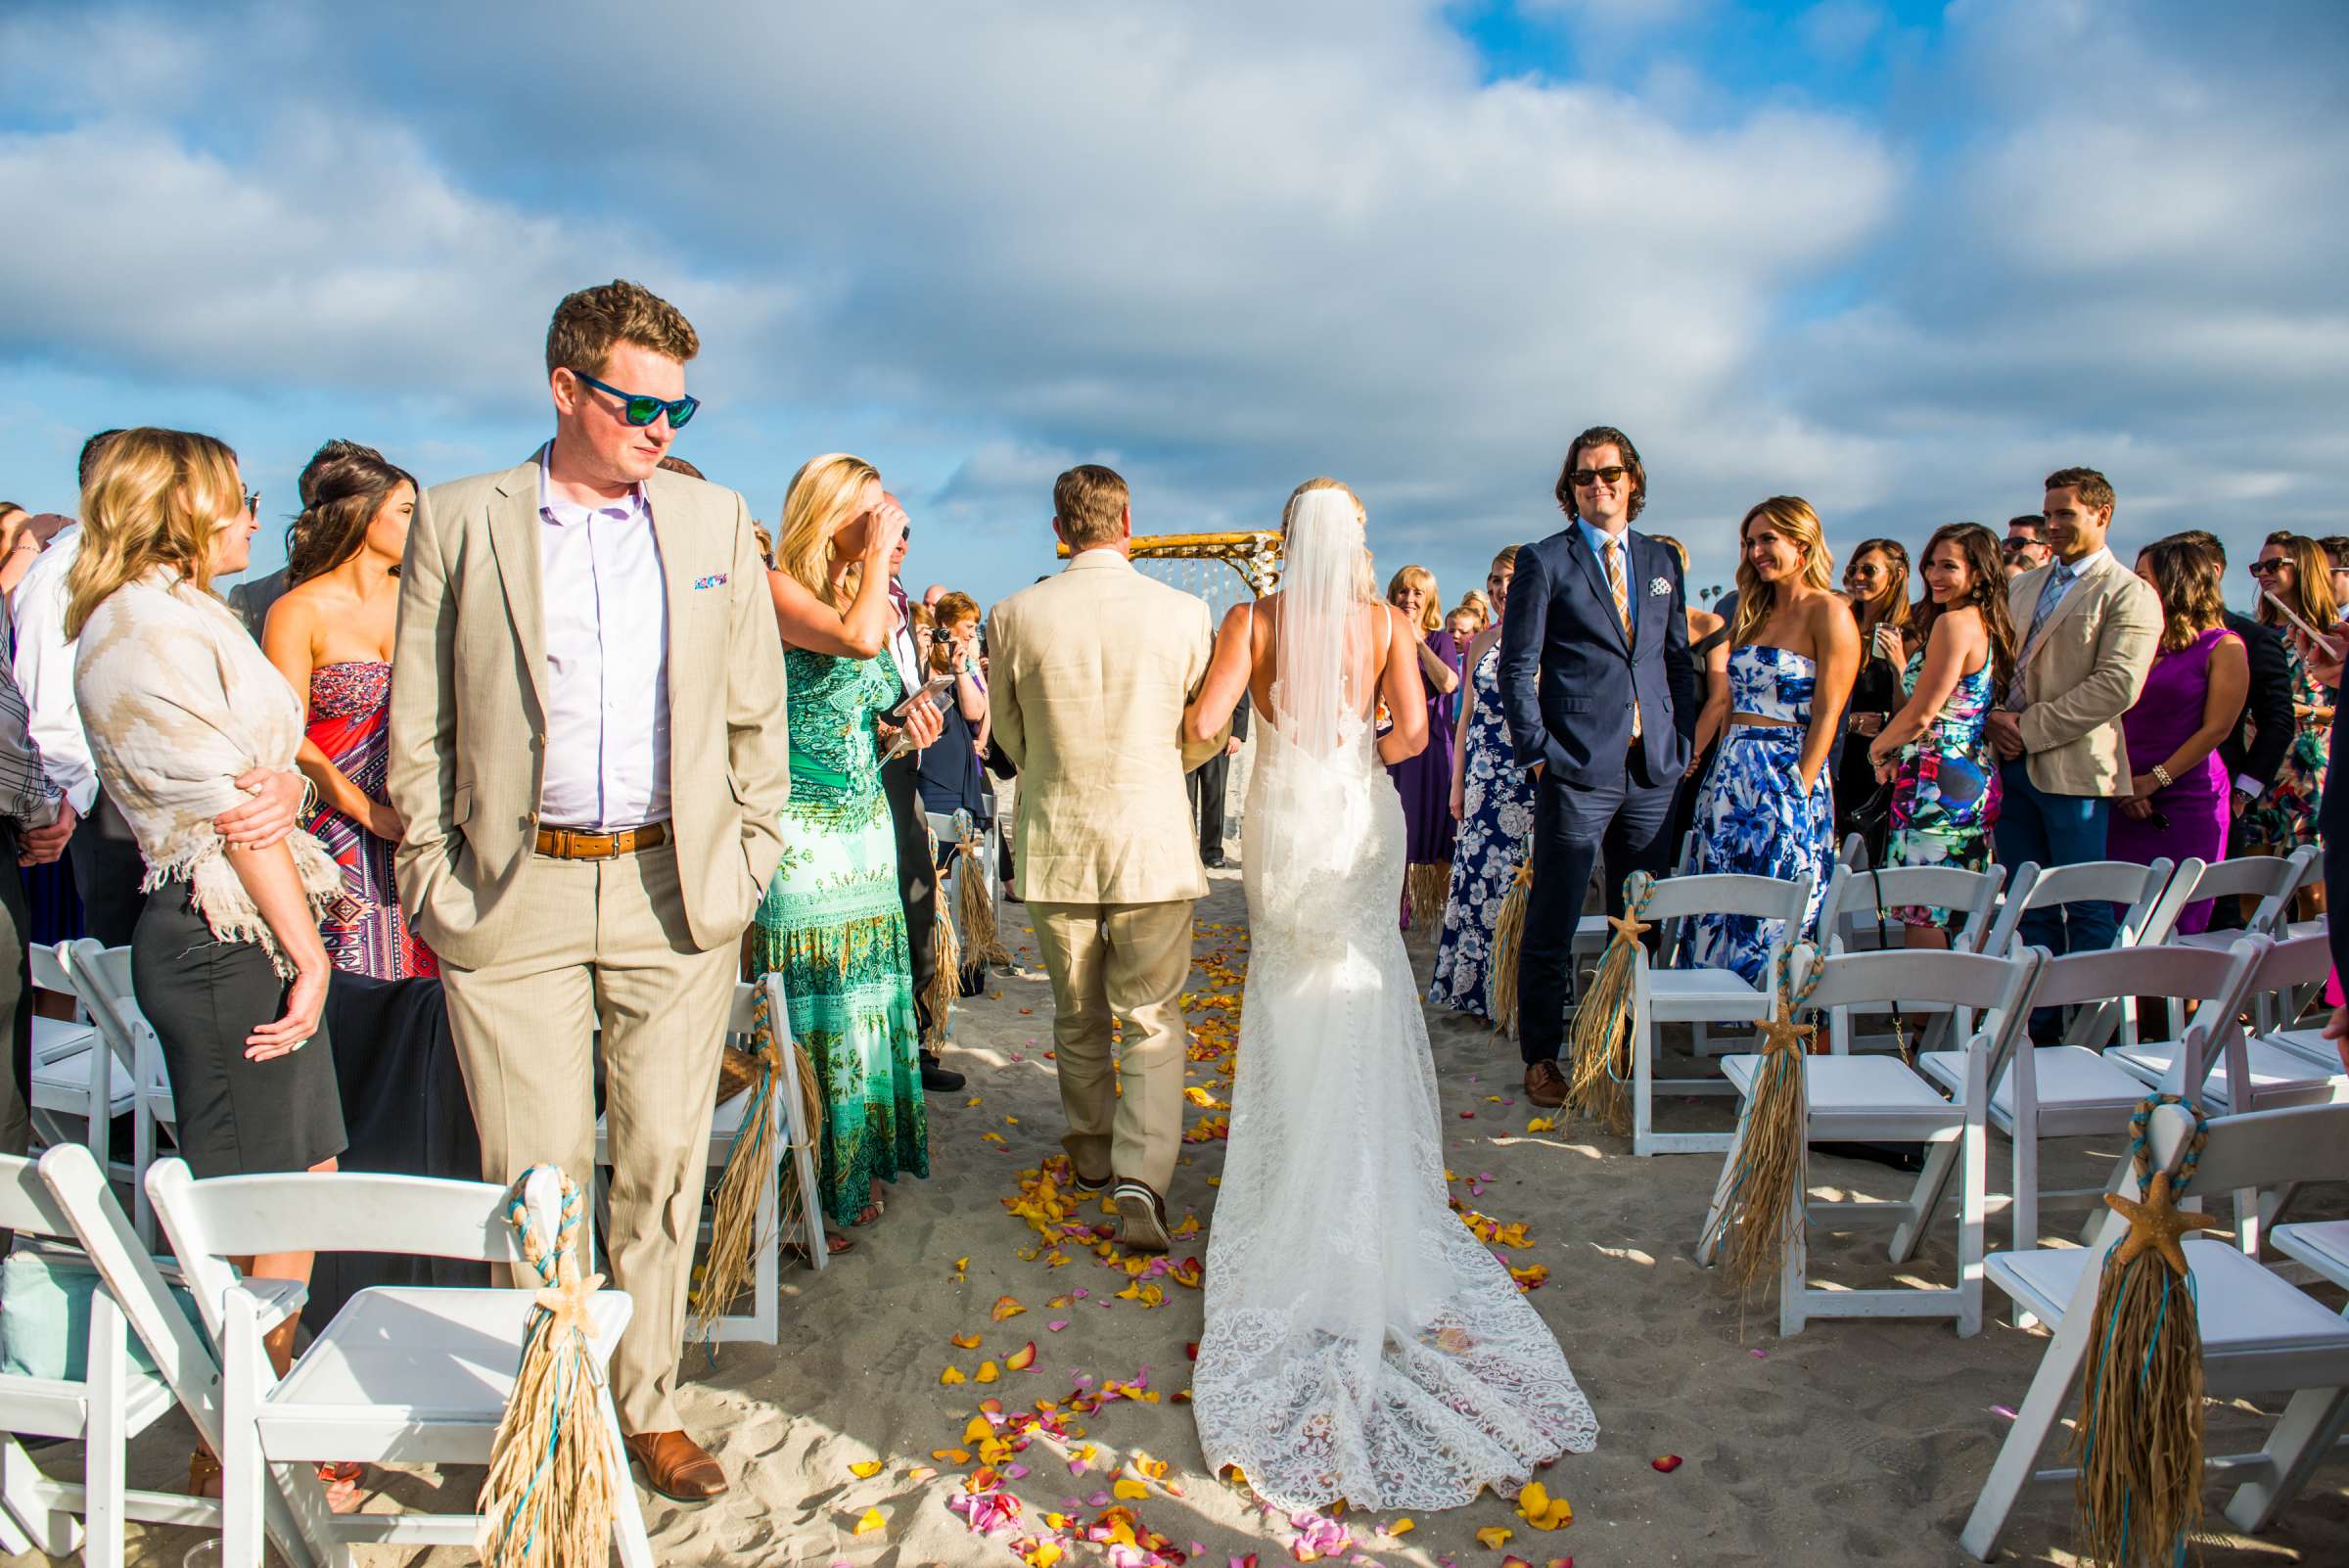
left=1648, top=576, right=1671, bottom=596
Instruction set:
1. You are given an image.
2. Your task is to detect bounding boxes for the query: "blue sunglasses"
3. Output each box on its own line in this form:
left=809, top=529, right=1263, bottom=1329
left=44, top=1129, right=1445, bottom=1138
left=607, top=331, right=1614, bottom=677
left=569, top=369, right=700, bottom=430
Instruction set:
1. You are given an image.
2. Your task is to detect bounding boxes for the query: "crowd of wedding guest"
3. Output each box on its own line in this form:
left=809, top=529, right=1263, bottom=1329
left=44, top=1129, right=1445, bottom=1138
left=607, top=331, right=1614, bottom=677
left=1414, top=443, right=2341, bottom=1078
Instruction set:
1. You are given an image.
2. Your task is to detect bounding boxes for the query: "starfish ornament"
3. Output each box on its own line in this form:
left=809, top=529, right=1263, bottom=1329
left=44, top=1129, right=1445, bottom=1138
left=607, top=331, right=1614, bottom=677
left=1754, top=1014, right=1818, bottom=1057
left=1606, top=910, right=1652, bottom=945
left=532, top=1269, right=607, bottom=1342
left=2104, top=1171, right=2230, bottom=1277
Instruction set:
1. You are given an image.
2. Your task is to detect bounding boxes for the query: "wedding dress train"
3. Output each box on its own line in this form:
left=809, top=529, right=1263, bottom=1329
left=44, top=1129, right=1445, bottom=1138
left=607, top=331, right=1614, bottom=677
left=1191, top=490, right=1596, bottom=1513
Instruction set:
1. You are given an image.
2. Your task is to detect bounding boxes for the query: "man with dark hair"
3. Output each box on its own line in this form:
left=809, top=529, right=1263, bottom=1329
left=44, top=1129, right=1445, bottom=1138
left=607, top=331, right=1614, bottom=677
left=2003, top=515, right=2050, bottom=579
left=1499, top=425, right=1694, bottom=1106
left=1985, top=469, right=2159, bottom=1001
left=2163, top=529, right=2295, bottom=928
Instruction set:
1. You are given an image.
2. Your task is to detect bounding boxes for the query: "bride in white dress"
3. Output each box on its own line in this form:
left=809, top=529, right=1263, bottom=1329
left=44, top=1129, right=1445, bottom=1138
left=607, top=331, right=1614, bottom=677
left=1180, top=478, right=1597, bottom=1513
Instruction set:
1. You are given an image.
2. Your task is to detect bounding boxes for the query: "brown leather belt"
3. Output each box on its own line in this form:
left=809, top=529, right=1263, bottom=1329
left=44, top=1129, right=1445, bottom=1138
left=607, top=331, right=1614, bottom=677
left=534, top=821, right=668, bottom=860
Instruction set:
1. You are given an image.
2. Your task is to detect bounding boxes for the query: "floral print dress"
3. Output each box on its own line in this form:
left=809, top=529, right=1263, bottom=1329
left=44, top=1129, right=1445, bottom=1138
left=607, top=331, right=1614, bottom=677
left=1685, top=644, right=1834, bottom=985
left=1883, top=649, right=2001, bottom=928
left=1428, top=642, right=1536, bottom=1017
left=749, top=647, right=929, bottom=1227
left=2243, top=642, right=2330, bottom=852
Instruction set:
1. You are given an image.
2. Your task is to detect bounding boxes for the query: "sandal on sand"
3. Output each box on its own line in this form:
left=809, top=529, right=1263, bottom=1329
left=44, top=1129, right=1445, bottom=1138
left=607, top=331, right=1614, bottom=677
left=787, top=1231, right=855, bottom=1260
left=852, top=1195, right=886, bottom=1227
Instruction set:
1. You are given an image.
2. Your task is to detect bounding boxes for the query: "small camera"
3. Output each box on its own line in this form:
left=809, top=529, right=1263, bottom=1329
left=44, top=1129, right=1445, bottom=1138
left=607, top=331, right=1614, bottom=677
left=929, top=626, right=954, bottom=645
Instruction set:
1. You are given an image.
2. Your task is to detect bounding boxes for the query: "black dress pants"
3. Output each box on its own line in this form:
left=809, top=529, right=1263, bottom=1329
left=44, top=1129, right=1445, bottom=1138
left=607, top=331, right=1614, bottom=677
left=1189, top=750, right=1231, bottom=864
left=882, top=753, right=942, bottom=1040
left=0, top=830, right=29, bottom=1158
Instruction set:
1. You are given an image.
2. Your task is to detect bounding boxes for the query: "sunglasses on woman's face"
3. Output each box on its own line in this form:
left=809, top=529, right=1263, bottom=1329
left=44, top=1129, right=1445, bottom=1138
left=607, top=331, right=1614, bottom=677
left=2249, top=560, right=2286, bottom=576
left=242, top=490, right=261, bottom=518
left=570, top=369, right=700, bottom=430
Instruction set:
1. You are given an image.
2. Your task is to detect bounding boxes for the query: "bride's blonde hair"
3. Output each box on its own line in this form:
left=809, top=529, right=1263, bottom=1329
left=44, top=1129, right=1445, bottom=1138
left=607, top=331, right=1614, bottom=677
left=1281, top=477, right=1374, bottom=602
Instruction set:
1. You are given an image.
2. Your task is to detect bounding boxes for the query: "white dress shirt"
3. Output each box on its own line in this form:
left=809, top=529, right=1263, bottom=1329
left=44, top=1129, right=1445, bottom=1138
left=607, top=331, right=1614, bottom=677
left=9, top=525, right=100, bottom=815
left=536, top=457, right=670, bottom=828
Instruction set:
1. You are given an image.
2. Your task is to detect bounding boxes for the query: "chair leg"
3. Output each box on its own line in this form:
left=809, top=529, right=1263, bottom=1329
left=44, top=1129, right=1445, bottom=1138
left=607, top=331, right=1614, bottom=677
left=2222, top=1385, right=2349, bottom=1535
left=1632, top=999, right=1655, bottom=1158
left=0, top=1441, right=73, bottom=1557
left=1958, top=1284, right=2097, bottom=1559
left=0, top=1484, right=31, bottom=1560
left=1694, top=1110, right=1749, bottom=1268
left=1958, top=1123, right=1986, bottom=1338
left=85, top=1292, right=129, bottom=1568
left=1890, top=1137, right=1958, bottom=1265
left=599, top=1390, right=657, bottom=1568
left=1777, top=1176, right=1809, bottom=1337
left=220, top=1304, right=270, bottom=1568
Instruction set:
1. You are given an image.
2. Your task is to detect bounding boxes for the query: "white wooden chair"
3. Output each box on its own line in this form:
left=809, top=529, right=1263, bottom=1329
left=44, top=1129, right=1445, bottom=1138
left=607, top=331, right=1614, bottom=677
left=591, top=972, right=824, bottom=1345
left=1698, top=945, right=2044, bottom=1336
left=124, top=1153, right=655, bottom=1568
left=1918, top=941, right=2260, bottom=1256
left=2162, top=847, right=2318, bottom=957
left=23, top=943, right=132, bottom=1177
left=1815, top=862, right=2004, bottom=1056
left=0, top=1150, right=304, bottom=1567
left=2271, top=1219, right=2349, bottom=1314
left=1977, top=857, right=2184, bottom=960
left=1625, top=870, right=1816, bottom=1156
left=57, top=941, right=174, bottom=1246
left=1960, top=1101, right=2349, bottom=1559
left=2106, top=934, right=2346, bottom=1115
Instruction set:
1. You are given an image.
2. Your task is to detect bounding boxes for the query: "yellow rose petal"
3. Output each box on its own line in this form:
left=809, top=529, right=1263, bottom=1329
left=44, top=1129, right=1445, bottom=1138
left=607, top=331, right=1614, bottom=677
left=1476, top=1524, right=1513, bottom=1549
left=849, top=1460, right=883, bottom=1479
left=976, top=1360, right=1000, bottom=1383
left=940, top=1365, right=966, bottom=1385
left=853, top=1507, right=885, bottom=1535
left=1112, top=1478, right=1150, bottom=1500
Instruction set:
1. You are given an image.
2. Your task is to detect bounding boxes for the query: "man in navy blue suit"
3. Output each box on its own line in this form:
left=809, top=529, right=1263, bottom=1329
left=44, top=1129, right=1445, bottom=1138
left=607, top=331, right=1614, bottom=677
left=1497, top=426, right=1697, bottom=1107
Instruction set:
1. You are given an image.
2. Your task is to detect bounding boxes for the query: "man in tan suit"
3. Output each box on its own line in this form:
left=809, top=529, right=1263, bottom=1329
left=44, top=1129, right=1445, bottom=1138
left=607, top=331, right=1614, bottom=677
left=388, top=281, right=790, bottom=1500
left=1985, top=465, right=2159, bottom=980
left=988, top=465, right=1228, bottom=1252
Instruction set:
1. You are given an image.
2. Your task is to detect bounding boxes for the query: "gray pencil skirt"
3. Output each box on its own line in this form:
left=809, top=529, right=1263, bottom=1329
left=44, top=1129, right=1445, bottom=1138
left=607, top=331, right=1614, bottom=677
left=131, top=885, right=346, bottom=1178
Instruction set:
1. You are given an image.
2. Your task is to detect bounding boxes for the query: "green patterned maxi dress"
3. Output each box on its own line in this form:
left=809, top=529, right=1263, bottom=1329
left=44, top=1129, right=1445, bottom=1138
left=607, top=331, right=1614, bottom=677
left=750, top=647, right=929, bottom=1227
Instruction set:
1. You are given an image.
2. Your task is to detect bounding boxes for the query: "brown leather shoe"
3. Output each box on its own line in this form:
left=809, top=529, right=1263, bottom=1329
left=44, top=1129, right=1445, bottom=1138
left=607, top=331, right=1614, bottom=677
left=1524, top=1059, right=1568, bottom=1109
left=625, top=1429, right=728, bottom=1501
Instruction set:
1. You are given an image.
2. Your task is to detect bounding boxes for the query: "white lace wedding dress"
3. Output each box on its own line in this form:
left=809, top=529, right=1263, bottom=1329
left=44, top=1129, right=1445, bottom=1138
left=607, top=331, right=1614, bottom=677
left=1191, top=488, right=1597, bottom=1513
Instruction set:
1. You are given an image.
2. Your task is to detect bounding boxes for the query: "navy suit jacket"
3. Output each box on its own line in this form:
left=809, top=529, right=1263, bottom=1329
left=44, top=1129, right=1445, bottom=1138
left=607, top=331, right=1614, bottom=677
left=1497, top=525, right=1695, bottom=787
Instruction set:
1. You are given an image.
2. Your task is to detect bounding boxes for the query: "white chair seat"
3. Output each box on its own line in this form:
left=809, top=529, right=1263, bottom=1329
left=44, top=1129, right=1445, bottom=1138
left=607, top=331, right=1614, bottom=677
left=29, top=1043, right=137, bottom=1112
left=30, top=1016, right=96, bottom=1060
left=1724, top=1052, right=1962, bottom=1133
left=273, top=1286, right=631, bottom=1439
left=2105, top=1037, right=2344, bottom=1108
left=2285, top=917, right=2325, bottom=941
left=594, top=1083, right=753, bottom=1157
left=2265, top=1028, right=2343, bottom=1071
left=1917, top=1045, right=2147, bottom=1127
left=2164, top=928, right=2243, bottom=953
left=2271, top=1221, right=2349, bottom=1292
left=1649, top=967, right=1769, bottom=1014
left=1987, top=1239, right=2349, bottom=1356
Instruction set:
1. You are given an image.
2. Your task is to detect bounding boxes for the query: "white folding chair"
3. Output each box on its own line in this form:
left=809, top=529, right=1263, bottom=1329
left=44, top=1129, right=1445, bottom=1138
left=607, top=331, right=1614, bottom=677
left=22, top=943, right=132, bottom=1178
left=120, top=1153, right=654, bottom=1568
left=2271, top=1219, right=2349, bottom=1314
left=57, top=941, right=174, bottom=1246
left=1960, top=1101, right=2349, bottom=1559
left=1815, top=863, right=2004, bottom=1055
left=1699, top=945, right=2044, bottom=1336
left=0, top=1151, right=306, bottom=1567
left=2106, top=934, right=2346, bottom=1116
left=1918, top=941, right=2259, bottom=1257
left=1977, top=857, right=2182, bottom=960
left=2162, top=847, right=2318, bottom=958
left=591, top=973, right=822, bottom=1346
left=1625, top=870, right=1815, bottom=1156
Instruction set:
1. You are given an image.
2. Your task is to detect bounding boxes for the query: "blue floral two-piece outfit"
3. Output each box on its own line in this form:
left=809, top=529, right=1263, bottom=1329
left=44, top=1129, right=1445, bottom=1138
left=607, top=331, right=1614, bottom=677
left=1685, top=643, right=1834, bottom=985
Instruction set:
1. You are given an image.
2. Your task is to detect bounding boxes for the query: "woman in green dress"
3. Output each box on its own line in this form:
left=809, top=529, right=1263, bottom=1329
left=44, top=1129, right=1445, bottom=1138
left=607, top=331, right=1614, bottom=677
left=757, top=453, right=942, bottom=1238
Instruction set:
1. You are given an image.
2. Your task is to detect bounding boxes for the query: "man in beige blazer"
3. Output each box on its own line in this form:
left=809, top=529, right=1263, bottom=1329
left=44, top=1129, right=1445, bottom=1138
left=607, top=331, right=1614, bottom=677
left=988, top=465, right=1228, bottom=1252
left=388, top=281, right=790, bottom=1501
left=1985, top=465, right=2159, bottom=975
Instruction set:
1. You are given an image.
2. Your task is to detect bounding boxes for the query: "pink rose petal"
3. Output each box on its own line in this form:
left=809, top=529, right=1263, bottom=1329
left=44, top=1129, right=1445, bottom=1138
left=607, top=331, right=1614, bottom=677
left=1048, top=1318, right=1071, bottom=1332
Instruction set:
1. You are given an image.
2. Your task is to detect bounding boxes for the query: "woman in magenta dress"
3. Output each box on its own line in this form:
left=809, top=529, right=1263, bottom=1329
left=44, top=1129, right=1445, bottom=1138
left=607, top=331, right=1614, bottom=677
left=2105, top=538, right=2247, bottom=934
left=260, top=441, right=437, bottom=979
left=1382, top=564, right=1463, bottom=928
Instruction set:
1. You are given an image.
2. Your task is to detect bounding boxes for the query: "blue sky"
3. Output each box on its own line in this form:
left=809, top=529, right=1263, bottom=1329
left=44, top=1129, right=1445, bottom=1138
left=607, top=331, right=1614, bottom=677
left=3, top=0, right=2343, bottom=613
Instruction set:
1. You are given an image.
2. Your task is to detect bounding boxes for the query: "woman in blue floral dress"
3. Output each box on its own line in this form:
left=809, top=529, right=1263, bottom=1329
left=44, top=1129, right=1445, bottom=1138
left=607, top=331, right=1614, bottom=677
left=1686, top=499, right=1857, bottom=984
left=1865, top=523, right=2015, bottom=942
left=756, top=454, right=941, bottom=1241
left=1429, top=547, right=1533, bottom=1019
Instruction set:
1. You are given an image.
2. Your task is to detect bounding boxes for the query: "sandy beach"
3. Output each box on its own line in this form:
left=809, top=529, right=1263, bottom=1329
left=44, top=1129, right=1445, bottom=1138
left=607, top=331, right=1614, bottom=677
left=61, top=851, right=2349, bottom=1568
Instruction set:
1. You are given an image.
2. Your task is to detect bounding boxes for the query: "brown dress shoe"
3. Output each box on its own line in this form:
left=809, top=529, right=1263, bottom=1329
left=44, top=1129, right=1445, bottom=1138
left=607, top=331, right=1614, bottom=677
left=625, top=1429, right=729, bottom=1501
left=1524, top=1059, right=1568, bottom=1109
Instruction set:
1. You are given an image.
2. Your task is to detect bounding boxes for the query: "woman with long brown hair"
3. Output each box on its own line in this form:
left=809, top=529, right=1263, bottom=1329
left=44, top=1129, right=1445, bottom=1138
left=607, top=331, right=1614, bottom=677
left=260, top=440, right=435, bottom=979
left=1865, top=524, right=2016, bottom=945
left=2244, top=530, right=2337, bottom=856
left=1685, top=498, right=1857, bottom=981
left=2104, top=538, right=2246, bottom=931
left=1836, top=537, right=1912, bottom=858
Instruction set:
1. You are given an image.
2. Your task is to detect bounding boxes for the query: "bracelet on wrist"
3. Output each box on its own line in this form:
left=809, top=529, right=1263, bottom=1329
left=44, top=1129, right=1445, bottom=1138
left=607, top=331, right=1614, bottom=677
left=2150, top=763, right=2173, bottom=790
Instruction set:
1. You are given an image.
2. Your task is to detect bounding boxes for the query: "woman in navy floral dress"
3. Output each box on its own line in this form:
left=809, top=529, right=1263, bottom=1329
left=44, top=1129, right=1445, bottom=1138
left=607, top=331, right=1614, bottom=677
left=1686, top=499, right=1857, bottom=984
left=1429, top=547, right=1533, bottom=1019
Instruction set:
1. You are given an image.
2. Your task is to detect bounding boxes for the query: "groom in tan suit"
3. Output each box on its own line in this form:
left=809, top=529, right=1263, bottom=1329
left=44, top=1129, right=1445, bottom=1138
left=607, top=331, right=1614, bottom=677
left=388, top=281, right=790, bottom=1500
left=988, top=466, right=1228, bottom=1252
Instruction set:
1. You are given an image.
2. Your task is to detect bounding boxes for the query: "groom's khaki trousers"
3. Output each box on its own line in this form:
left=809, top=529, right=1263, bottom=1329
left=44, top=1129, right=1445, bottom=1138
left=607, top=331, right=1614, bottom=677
left=1028, top=899, right=1192, bottom=1198
left=436, top=841, right=735, bottom=1435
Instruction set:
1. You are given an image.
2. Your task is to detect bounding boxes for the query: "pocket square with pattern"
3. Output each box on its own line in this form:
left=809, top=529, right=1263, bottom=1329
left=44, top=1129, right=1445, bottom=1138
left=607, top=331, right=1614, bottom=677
left=693, top=573, right=729, bottom=590
left=1648, top=576, right=1671, bottom=596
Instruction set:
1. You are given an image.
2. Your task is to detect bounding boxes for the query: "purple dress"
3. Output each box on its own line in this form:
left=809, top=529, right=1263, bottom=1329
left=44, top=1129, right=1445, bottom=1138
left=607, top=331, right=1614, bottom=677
left=1387, top=627, right=1463, bottom=925
left=2106, top=624, right=2235, bottom=934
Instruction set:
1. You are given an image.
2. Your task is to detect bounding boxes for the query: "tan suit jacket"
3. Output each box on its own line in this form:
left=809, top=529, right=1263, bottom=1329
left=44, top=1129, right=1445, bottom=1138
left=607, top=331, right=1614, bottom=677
left=989, top=552, right=1229, bottom=904
left=2006, top=552, right=2162, bottom=798
left=387, top=457, right=792, bottom=967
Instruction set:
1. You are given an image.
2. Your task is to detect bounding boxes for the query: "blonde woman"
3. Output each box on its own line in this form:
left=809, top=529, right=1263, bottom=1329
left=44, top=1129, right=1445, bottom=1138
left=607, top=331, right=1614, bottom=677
left=67, top=429, right=344, bottom=1409
left=754, top=454, right=938, bottom=1241
left=1384, top=564, right=1463, bottom=926
left=1685, top=497, right=1858, bottom=982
